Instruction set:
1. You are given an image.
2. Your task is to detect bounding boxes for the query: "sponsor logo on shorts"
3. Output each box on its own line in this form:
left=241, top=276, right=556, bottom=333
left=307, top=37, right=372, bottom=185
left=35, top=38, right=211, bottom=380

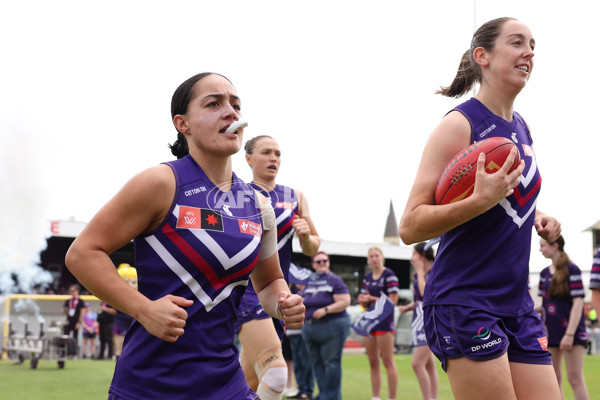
left=471, top=337, right=502, bottom=353
left=473, top=327, right=491, bottom=340
left=538, top=336, right=548, bottom=351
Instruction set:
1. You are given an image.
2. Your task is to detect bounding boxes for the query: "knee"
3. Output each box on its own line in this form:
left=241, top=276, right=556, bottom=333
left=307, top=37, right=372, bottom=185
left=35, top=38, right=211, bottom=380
left=566, top=371, right=585, bottom=387
left=254, top=347, right=288, bottom=393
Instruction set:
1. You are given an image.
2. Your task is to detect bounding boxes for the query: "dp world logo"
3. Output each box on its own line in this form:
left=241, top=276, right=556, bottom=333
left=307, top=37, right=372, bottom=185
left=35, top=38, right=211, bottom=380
left=473, top=327, right=491, bottom=341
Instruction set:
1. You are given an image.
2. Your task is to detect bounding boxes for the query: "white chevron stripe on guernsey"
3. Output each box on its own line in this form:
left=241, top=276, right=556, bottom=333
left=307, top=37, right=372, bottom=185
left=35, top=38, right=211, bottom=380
left=499, top=198, right=537, bottom=228
left=520, top=156, right=537, bottom=188
left=499, top=156, right=539, bottom=228
left=277, top=229, right=294, bottom=251
left=275, top=208, right=293, bottom=225
left=173, top=205, right=260, bottom=271
left=145, top=236, right=248, bottom=311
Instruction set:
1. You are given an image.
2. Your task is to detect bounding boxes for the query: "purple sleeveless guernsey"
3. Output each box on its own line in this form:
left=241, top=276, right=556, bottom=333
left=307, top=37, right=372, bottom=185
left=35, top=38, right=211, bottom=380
left=591, top=249, right=600, bottom=291
left=109, top=155, right=261, bottom=400
left=424, top=98, right=542, bottom=317
left=360, top=268, right=399, bottom=331
left=538, top=263, right=588, bottom=346
left=250, top=183, right=298, bottom=283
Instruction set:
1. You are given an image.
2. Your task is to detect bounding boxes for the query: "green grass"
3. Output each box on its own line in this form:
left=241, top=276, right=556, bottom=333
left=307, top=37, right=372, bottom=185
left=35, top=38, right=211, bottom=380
left=0, top=353, right=599, bottom=399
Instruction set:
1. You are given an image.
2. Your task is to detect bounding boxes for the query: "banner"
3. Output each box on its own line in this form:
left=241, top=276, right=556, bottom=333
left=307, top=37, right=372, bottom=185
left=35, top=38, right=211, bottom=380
left=351, top=293, right=395, bottom=337
left=289, top=263, right=313, bottom=285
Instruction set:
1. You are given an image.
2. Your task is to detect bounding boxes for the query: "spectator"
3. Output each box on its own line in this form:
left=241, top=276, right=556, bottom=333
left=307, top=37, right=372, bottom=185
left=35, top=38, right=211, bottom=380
left=538, top=236, right=590, bottom=399
left=358, top=247, right=399, bottom=400
left=113, top=264, right=137, bottom=361
left=301, top=251, right=351, bottom=400
left=288, top=265, right=315, bottom=400
left=398, top=242, right=439, bottom=400
left=62, top=283, right=84, bottom=358
left=81, top=302, right=98, bottom=359
left=96, top=301, right=116, bottom=360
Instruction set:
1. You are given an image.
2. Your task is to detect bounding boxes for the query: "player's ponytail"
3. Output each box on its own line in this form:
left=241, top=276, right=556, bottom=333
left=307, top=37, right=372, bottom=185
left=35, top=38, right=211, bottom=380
left=548, top=236, right=570, bottom=299
left=169, top=132, right=189, bottom=159
left=437, top=17, right=515, bottom=98
left=436, top=49, right=478, bottom=98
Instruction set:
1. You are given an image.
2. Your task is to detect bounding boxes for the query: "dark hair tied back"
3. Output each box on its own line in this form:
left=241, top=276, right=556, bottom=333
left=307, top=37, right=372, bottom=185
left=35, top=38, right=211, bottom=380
left=414, top=242, right=435, bottom=262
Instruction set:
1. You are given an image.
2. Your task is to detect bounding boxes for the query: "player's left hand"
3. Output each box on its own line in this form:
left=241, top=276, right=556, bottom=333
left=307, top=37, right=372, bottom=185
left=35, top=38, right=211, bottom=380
left=292, top=216, right=311, bottom=242
left=277, top=293, right=305, bottom=329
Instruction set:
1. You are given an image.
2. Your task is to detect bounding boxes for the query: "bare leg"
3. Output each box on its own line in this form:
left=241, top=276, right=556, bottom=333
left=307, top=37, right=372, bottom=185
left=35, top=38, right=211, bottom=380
left=562, top=345, right=589, bottom=400
left=510, top=361, right=561, bottom=400
left=363, top=334, right=381, bottom=398
left=239, top=318, right=286, bottom=400
left=376, top=333, right=398, bottom=399
left=446, top=354, right=517, bottom=400
left=412, top=345, right=438, bottom=400
left=549, top=347, right=564, bottom=397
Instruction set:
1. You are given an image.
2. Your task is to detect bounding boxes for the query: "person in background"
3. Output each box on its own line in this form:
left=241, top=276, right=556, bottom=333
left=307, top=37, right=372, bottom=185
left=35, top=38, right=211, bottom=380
left=398, top=17, right=562, bottom=399
left=237, top=135, right=320, bottom=400
left=113, top=264, right=137, bottom=361
left=358, top=247, right=399, bottom=400
left=62, top=283, right=84, bottom=358
left=538, top=236, right=590, bottom=400
left=81, top=302, right=99, bottom=359
left=302, top=251, right=351, bottom=400
left=96, top=301, right=116, bottom=360
left=288, top=264, right=316, bottom=400
left=281, top=334, right=299, bottom=398
left=65, top=72, right=304, bottom=400
left=399, top=242, right=439, bottom=400
left=590, top=249, right=600, bottom=335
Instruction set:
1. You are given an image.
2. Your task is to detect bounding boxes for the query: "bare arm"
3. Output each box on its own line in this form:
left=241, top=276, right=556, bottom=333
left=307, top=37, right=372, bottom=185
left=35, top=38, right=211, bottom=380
left=399, top=112, right=524, bottom=244
left=592, top=290, right=600, bottom=320
left=293, top=189, right=321, bottom=256
left=251, top=251, right=305, bottom=329
left=65, top=165, right=193, bottom=342
left=312, top=293, right=351, bottom=320
left=560, top=297, right=584, bottom=351
left=399, top=301, right=415, bottom=314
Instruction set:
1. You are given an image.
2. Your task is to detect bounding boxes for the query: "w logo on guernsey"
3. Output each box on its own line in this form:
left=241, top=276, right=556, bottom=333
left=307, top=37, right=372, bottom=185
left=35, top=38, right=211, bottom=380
left=144, top=204, right=261, bottom=312
left=499, top=143, right=541, bottom=228
left=176, top=206, right=224, bottom=232
left=473, top=327, right=491, bottom=340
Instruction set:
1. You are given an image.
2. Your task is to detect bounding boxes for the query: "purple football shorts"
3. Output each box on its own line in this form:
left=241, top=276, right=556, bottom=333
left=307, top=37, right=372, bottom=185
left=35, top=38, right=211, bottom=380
left=424, top=305, right=552, bottom=371
left=234, top=290, right=284, bottom=340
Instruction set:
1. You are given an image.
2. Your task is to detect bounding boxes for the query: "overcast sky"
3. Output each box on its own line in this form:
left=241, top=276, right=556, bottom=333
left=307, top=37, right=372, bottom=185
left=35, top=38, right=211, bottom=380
left=2, top=0, right=600, bottom=292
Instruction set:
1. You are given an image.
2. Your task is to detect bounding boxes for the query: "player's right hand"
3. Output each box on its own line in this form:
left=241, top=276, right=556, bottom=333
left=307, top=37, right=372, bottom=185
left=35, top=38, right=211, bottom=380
left=138, top=295, right=193, bottom=342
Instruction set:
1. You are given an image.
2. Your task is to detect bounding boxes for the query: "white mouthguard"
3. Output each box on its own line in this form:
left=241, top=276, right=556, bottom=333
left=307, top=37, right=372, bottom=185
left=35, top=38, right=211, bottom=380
left=225, top=120, right=248, bottom=134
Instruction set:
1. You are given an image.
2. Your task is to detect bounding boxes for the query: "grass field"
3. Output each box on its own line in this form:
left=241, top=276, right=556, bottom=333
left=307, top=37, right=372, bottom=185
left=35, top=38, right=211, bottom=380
left=0, top=353, right=598, bottom=399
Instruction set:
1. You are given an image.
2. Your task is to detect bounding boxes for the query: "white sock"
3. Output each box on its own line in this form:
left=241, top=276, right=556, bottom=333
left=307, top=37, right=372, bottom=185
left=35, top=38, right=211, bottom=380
left=372, top=397, right=381, bottom=400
